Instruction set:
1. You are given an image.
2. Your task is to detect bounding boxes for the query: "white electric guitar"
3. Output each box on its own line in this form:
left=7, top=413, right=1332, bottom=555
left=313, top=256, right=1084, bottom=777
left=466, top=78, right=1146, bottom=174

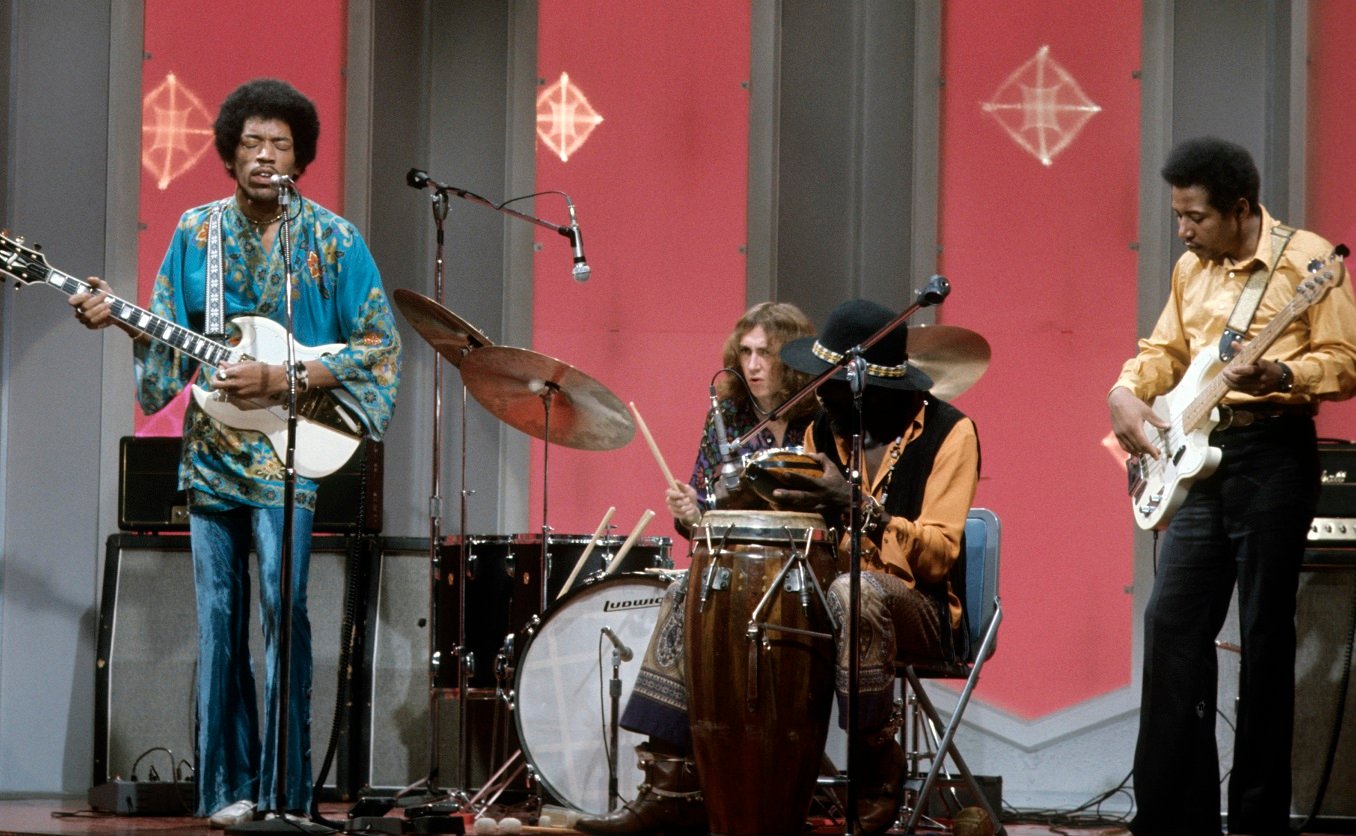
left=0, top=230, right=365, bottom=478
left=1127, top=245, right=1348, bottom=530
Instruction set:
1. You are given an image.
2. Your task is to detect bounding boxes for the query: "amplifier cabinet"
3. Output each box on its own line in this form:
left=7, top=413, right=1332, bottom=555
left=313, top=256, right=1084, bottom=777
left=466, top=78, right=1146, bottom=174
left=93, top=533, right=370, bottom=798
left=1310, top=441, right=1356, bottom=546
left=118, top=436, right=383, bottom=533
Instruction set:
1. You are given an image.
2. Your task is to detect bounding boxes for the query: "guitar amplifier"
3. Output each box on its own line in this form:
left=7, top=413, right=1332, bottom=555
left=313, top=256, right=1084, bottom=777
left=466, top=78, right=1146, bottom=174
left=1308, top=441, right=1356, bottom=546
left=118, top=435, right=383, bottom=533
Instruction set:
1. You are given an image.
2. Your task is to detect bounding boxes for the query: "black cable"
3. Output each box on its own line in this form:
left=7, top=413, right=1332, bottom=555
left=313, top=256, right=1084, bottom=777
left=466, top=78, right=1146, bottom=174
left=1000, top=768, right=1134, bottom=828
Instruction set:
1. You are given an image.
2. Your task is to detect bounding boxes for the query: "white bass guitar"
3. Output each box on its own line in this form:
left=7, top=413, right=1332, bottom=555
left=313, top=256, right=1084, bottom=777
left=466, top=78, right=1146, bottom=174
left=1127, top=245, right=1348, bottom=530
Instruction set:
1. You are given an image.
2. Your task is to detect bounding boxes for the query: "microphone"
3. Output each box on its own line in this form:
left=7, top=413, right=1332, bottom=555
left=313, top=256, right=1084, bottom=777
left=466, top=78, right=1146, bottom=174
left=406, top=167, right=460, bottom=193
left=600, top=626, right=633, bottom=662
left=406, top=168, right=434, bottom=189
left=710, top=384, right=741, bottom=492
left=916, top=274, right=951, bottom=307
left=268, top=173, right=296, bottom=189
left=566, top=198, right=591, bottom=282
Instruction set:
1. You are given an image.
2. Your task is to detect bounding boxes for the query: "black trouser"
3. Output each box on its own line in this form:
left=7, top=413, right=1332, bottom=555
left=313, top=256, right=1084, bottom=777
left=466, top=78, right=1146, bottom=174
left=1131, top=416, right=1318, bottom=835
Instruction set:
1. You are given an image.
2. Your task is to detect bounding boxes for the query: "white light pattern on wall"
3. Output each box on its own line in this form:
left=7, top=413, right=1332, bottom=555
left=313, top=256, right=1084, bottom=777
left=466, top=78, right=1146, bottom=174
left=536, top=72, right=604, bottom=163
left=141, top=73, right=215, bottom=190
left=982, top=46, right=1101, bottom=167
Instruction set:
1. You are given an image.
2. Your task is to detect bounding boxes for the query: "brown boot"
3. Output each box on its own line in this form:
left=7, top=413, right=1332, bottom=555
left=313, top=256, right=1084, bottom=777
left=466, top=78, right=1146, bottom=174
left=852, top=727, right=905, bottom=836
left=574, top=741, right=707, bottom=835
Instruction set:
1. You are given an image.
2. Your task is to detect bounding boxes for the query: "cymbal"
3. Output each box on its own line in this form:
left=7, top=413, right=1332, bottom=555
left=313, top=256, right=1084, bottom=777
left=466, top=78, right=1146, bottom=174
left=908, top=324, right=991, bottom=401
left=459, top=345, right=636, bottom=451
left=392, top=288, right=492, bottom=365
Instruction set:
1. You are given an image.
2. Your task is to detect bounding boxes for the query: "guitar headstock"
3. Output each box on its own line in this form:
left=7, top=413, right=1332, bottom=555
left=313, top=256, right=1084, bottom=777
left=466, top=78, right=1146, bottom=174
left=1295, top=244, right=1349, bottom=307
left=0, top=230, right=49, bottom=287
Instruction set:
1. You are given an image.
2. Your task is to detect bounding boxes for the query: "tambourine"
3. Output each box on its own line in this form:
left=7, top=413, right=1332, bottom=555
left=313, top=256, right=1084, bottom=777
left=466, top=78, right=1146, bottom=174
left=740, top=446, right=825, bottom=505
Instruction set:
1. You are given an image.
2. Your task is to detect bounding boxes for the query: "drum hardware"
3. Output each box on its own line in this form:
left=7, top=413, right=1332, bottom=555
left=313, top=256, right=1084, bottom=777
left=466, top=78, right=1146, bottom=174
left=697, top=526, right=731, bottom=613
left=598, top=624, right=635, bottom=811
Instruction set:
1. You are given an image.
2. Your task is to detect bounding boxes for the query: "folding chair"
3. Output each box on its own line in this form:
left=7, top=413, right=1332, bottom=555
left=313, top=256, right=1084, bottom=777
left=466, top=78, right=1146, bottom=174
left=898, top=507, right=1004, bottom=833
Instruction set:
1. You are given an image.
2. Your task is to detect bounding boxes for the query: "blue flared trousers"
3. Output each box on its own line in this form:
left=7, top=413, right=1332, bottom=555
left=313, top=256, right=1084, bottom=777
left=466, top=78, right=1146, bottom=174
left=189, top=505, right=314, bottom=817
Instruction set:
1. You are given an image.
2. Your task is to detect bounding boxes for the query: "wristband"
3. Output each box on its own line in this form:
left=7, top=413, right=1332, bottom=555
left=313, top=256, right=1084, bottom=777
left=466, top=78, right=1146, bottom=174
left=1275, top=361, right=1293, bottom=393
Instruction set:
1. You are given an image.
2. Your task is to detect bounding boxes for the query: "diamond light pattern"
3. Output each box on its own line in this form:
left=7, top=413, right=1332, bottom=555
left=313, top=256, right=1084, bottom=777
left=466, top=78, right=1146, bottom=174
left=141, top=72, right=215, bottom=190
left=536, top=71, right=604, bottom=162
left=982, top=45, right=1101, bottom=167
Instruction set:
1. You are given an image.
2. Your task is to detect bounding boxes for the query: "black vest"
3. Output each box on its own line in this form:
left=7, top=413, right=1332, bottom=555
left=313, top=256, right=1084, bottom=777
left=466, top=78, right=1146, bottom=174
left=812, top=398, right=977, bottom=660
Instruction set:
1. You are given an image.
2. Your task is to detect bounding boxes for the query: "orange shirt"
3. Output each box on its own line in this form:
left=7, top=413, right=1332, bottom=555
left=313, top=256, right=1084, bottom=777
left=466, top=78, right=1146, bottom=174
left=806, top=402, right=979, bottom=629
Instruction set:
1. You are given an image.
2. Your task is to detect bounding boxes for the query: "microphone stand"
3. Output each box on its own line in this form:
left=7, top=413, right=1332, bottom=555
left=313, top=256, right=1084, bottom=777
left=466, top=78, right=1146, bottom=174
left=728, top=276, right=950, bottom=451
left=404, top=171, right=581, bottom=810
left=843, top=352, right=867, bottom=836
left=230, top=183, right=327, bottom=834
left=412, top=185, right=477, bottom=809
left=724, top=278, right=950, bottom=836
left=605, top=637, right=623, bottom=811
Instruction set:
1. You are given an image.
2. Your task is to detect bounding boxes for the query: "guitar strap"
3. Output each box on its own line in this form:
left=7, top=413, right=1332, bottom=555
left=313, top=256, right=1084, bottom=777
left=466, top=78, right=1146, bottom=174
left=1217, top=223, right=1295, bottom=361
left=204, top=199, right=230, bottom=340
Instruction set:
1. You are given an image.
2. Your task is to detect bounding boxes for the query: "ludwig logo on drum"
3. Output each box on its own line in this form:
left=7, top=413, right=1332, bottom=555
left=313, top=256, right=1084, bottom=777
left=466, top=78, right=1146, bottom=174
left=603, top=594, right=664, bottom=612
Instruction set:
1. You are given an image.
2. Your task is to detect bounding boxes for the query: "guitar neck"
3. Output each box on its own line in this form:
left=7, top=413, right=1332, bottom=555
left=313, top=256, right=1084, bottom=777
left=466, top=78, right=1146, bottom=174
left=1181, top=291, right=1308, bottom=432
left=42, top=266, right=231, bottom=367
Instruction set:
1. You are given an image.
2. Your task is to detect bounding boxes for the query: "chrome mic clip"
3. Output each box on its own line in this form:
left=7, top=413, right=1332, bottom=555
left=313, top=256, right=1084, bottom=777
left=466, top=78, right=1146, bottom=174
left=600, top=626, right=633, bottom=662
left=710, top=384, right=741, bottom=492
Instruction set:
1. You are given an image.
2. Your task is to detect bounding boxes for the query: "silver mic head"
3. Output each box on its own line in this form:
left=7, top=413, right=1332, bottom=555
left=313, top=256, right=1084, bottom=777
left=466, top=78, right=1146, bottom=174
left=573, top=261, right=592, bottom=282
left=268, top=173, right=296, bottom=189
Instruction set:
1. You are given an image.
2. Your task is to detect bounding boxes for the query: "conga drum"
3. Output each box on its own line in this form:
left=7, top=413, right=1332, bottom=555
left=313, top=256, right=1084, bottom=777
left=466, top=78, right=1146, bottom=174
left=684, top=510, right=839, bottom=836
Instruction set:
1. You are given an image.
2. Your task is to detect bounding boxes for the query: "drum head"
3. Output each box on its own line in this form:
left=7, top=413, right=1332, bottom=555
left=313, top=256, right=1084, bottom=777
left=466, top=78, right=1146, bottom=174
left=514, top=574, right=669, bottom=814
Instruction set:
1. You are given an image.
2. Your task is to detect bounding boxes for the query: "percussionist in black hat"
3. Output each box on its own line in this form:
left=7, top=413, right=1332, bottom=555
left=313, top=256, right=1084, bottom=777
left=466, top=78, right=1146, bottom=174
left=576, top=299, right=980, bottom=836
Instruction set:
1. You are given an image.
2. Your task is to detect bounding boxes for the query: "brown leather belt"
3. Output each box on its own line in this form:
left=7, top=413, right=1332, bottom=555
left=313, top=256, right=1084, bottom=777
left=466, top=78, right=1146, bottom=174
left=1217, top=402, right=1315, bottom=429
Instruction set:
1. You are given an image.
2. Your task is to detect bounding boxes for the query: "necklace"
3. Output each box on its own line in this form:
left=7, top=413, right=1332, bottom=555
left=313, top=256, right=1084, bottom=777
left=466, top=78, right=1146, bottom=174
left=246, top=211, right=283, bottom=227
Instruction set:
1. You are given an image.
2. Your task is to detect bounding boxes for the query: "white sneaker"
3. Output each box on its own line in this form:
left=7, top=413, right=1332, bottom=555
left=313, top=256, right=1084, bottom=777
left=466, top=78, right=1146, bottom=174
left=264, top=811, right=309, bottom=825
left=208, top=799, right=257, bottom=829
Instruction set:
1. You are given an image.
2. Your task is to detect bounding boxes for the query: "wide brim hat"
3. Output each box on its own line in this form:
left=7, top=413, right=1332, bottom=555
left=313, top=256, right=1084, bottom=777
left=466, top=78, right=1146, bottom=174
left=779, top=299, right=933, bottom=391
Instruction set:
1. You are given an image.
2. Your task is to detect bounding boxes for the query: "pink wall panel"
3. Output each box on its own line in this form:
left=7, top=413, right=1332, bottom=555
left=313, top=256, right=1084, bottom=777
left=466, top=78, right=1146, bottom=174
left=532, top=3, right=752, bottom=554
left=136, top=0, right=347, bottom=434
left=939, top=2, right=1141, bottom=716
left=1307, top=1, right=1356, bottom=443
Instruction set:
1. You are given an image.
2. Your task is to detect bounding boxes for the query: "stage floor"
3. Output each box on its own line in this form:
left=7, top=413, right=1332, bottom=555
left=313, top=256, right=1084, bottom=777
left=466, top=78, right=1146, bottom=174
left=0, top=797, right=1145, bottom=835
left=8, top=797, right=1356, bottom=835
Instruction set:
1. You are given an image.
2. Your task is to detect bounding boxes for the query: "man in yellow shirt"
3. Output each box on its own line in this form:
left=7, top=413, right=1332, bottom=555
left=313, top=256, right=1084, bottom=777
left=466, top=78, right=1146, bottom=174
left=1109, top=137, right=1356, bottom=834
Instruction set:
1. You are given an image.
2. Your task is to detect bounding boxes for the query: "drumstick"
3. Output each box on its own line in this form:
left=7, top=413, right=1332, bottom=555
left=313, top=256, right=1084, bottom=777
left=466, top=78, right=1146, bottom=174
left=629, top=401, right=680, bottom=491
left=605, top=509, right=655, bottom=576
left=557, top=506, right=616, bottom=600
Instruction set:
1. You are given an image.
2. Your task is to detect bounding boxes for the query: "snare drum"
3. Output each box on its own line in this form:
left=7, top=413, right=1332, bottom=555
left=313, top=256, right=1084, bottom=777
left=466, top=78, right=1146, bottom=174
left=685, top=509, right=838, bottom=836
left=514, top=573, right=670, bottom=815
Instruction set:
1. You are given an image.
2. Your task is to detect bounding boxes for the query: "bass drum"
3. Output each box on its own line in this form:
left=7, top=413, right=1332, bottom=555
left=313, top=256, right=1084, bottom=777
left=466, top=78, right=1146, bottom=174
left=513, top=573, right=670, bottom=815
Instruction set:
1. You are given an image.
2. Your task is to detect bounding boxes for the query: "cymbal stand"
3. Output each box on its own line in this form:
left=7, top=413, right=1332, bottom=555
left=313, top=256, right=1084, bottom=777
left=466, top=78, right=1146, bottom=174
left=537, top=382, right=560, bottom=612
